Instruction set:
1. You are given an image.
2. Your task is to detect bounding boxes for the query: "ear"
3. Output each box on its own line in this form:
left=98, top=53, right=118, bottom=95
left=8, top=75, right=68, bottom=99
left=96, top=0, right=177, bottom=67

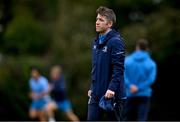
left=107, top=21, right=113, bottom=28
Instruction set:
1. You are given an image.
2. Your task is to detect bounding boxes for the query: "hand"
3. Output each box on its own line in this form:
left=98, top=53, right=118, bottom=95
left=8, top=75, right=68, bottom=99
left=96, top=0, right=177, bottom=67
left=29, top=92, right=40, bottom=100
left=48, top=83, right=54, bottom=91
left=88, top=90, right=92, bottom=97
left=130, top=84, right=138, bottom=93
left=105, top=90, right=115, bottom=99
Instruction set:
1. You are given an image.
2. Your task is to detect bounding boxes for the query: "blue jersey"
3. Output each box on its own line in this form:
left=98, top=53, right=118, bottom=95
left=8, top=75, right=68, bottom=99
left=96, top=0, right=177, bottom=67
left=29, top=76, right=50, bottom=101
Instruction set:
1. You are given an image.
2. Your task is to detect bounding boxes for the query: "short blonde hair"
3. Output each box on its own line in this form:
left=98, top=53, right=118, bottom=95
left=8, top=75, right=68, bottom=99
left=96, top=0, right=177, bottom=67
left=51, top=65, right=62, bottom=75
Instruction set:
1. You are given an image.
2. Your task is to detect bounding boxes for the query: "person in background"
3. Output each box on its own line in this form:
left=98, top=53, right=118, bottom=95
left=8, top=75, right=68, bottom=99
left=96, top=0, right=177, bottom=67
left=47, top=65, right=79, bottom=122
left=124, top=39, right=157, bottom=121
left=29, top=67, right=55, bottom=122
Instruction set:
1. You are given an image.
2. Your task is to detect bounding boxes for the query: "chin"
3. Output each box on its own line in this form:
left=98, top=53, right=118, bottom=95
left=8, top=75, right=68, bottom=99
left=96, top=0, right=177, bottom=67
left=96, top=29, right=100, bottom=32
left=96, top=30, right=102, bottom=33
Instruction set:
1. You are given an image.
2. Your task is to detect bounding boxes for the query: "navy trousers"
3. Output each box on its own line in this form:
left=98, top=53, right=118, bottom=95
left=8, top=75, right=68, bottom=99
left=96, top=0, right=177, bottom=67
left=124, top=97, right=151, bottom=121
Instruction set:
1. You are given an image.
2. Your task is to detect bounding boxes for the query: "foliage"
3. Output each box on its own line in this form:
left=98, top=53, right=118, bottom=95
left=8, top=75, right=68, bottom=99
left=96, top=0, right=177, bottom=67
left=3, top=9, right=49, bottom=55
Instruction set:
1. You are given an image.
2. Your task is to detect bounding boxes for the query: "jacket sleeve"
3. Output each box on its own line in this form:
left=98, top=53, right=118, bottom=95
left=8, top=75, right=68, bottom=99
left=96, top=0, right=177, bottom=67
left=90, top=41, right=95, bottom=91
left=137, top=62, right=157, bottom=90
left=108, top=38, right=125, bottom=92
left=124, top=59, right=131, bottom=90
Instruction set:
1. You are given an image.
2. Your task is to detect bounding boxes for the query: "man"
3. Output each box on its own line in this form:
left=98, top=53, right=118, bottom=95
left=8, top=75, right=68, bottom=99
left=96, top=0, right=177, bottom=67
left=124, top=39, right=157, bottom=121
left=47, top=65, right=79, bottom=122
left=29, top=67, right=55, bottom=122
left=87, top=6, right=126, bottom=121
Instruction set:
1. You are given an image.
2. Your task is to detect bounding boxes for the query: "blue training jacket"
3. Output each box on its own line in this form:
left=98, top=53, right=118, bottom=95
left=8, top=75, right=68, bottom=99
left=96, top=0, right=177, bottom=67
left=51, top=75, right=67, bottom=102
left=90, top=29, right=126, bottom=100
left=124, top=50, right=157, bottom=97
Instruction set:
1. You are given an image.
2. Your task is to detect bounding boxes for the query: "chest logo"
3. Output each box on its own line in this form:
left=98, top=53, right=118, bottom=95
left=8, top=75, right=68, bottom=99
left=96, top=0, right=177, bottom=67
left=102, top=46, right=108, bottom=52
left=93, top=45, right=97, bottom=50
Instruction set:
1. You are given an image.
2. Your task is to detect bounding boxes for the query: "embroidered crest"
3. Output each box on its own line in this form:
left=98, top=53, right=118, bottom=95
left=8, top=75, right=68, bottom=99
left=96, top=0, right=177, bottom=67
left=93, top=45, right=97, bottom=49
left=102, top=46, right=107, bottom=52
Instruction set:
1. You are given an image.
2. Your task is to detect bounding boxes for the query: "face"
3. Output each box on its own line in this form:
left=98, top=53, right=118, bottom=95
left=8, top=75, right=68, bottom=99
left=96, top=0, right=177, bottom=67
left=50, top=68, right=61, bottom=80
left=31, top=69, right=40, bottom=80
left=96, top=14, right=112, bottom=34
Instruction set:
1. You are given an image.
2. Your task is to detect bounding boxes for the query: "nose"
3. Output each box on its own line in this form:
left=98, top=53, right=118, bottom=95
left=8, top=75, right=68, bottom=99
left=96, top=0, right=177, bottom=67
left=96, top=20, right=99, bottom=25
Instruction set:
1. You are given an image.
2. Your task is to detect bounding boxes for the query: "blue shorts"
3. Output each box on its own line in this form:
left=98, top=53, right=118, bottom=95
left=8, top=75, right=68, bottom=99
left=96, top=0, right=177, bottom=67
left=56, top=100, right=72, bottom=112
left=30, top=98, right=51, bottom=110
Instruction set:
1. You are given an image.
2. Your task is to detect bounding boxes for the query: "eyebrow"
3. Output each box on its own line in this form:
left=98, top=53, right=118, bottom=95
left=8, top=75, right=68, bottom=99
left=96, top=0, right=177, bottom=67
left=96, top=17, right=104, bottom=21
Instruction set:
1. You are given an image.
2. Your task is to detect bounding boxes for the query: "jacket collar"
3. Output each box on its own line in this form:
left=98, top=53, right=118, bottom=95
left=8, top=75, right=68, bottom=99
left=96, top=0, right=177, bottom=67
left=94, top=29, right=119, bottom=48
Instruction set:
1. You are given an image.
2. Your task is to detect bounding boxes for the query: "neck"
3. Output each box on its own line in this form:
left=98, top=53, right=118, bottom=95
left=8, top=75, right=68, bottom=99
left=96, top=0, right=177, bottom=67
left=34, top=78, right=39, bottom=81
left=99, top=28, right=111, bottom=36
